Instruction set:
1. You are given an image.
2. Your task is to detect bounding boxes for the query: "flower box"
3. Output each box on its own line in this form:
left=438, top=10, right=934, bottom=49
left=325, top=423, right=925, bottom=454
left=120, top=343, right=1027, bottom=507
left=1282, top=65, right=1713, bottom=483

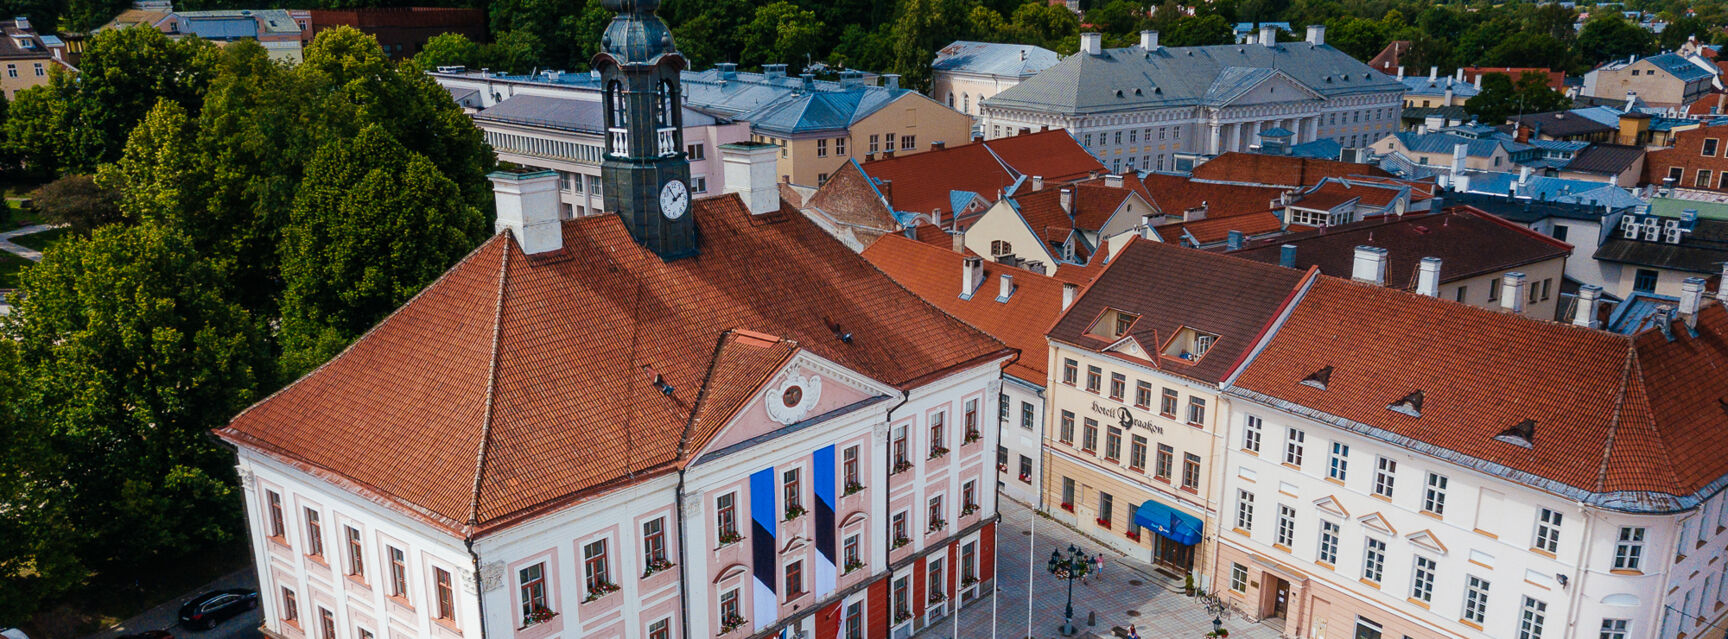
left=583, top=581, right=620, bottom=602
left=1096, top=517, right=1111, bottom=529
left=523, top=604, right=558, bottom=627
left=784, top=504, right=808, bottom=521
left=1018, top=473, right=1031, bottom=483
left=717, top=530, right=743, bottom=546
left=961, top=503, right=980, bottom=516
left=843, top=481, right=865, bottom=496
left=928, top=446, right=949, bottom=460
left=998, top=463, right=1008, bottom=473
left=844, top=558, right=865, bottom=574
left=962, top=575, right=979, bottom=587
left=1125, top=530, right=1141, bottom=542
left=929, top=591, right=947, bottom=604
left=718, top=613, right=748, bottom=635
left=928, top=519, right=947, bottom=533
left=894, top=609, right=913, bottom=624
left=890, top=535, right=911, bottom=549
left=642, top=557, right=675, bottom=578
left=1060, top=502, right=1075, bottom=512
left=964, top=430, right=982, bottom=444
left=892, top=459, right=914, bottom=475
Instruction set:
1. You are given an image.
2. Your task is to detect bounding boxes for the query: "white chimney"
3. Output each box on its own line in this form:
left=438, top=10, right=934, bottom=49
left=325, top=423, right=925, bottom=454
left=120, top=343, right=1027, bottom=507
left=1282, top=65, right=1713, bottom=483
left=1080, top=32, right=1102, bottom=55
left=1429, top=66, right=1438, bottom=81
left=1456, top=173, right=1471, bottom=193
left=1140, top=30, right=1160, bottom=51
left=1443, top=87, right=1453, bottom=105
left=1059, top=188, right=1073, bottom=213
left=1351, top=246, right=1388, bottom=285
left=1473, top=73, right=1482, bottom=89
left=1416, top=257, right=1442, bottom=296
left=952, top=229, right=966, bottom=253
left=1452, top=143, right=1468, bottom=174
left=490, top=169, right=563, bottom=255
left=1260, top=24, right=1277, bottom=46
left=1680, top=277, right=1707, bottom=326
left=1574, top=284, right=1602, bottom=328
left=1306, top=24, right=1325, bottom=46
left=961, top=256, right=983, bottom=298
left=1719, top=263, right=1728, bottom=303
left=1105, top=174, right=1123, bottom=188
left=997, top=273, right=1015, bottom=301
left=721, top=142, right=780, bottom=215
left=1518, top=165, right=1532, bottom=186
left=1184, top=201, right=1208, bottom=222
left=1062, top=282, right=1079, bottom=310
left=1032, top=175, right=1045, bottom=191
left=1455, top=68, right=1465, bottom=82
left=1501, top=272, right=1527, bottom=314
left=1138, top=213, right=1156, bottom=240
left=1397, top=65, right=1405, bottom=79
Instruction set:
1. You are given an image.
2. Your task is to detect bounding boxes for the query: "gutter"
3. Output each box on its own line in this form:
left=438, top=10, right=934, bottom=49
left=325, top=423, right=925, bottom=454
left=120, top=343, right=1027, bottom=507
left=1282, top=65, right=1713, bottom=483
left=466, top=537, right=489, bottom=639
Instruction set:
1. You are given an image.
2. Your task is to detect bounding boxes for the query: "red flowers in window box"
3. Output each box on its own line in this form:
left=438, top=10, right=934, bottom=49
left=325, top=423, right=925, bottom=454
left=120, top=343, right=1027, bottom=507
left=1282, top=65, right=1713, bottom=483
left=1096, top=517, right=1111, bottom=529
left=1125, top=530, right=1141, bottom=541
left=1018, top=472, right=1031, bottom=483
left=964, top=430, right=982, bottom=444
left=1060, top=502, right=1074, bottom=512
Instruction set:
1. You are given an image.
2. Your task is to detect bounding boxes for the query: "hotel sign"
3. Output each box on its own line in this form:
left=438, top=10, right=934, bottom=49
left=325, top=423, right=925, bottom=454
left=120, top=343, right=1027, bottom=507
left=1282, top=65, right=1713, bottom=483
left=1091, top=401, right=1164, bottom=435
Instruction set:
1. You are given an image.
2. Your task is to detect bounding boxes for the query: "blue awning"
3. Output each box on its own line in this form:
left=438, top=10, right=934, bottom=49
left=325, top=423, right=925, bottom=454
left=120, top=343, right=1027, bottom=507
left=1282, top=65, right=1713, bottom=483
left=1134, top=499, right=1202, bottom=546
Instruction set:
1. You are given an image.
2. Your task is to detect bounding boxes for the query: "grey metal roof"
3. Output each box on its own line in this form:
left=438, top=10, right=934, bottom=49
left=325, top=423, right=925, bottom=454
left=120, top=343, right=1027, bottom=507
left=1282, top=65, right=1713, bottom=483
left=1400, top=76, right=1479, bottom=98
left=984, top=41, right=1401, bottom=115
left=1594, top=217, right=1728, bottom=273
left=1562, top=143, right=1644, bottom=175
left=1390, top=131, right=1532, bottom=157
left=474, top=94, right=720, bottom=133
left=932, top=41, right=1060, bottom=78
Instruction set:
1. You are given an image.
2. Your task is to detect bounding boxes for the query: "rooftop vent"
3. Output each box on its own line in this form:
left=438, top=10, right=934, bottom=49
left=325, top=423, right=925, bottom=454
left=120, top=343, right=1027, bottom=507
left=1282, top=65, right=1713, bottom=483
left=1493, top=419, right=1536, bottom=449
left=1300, top=365, right=1333, bottom=390
left=822, top=316, right=853, bottom=344
left=1388, top=390, right=1424, bottom=417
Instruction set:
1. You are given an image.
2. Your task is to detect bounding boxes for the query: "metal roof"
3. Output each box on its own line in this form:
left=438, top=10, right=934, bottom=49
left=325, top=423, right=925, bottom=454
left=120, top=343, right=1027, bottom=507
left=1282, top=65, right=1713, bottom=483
left=474, top=94, right=721, bottom=133
left=1399, top=76, right=1479, bottom=98
left=932, top=41, right=1060, bottom=78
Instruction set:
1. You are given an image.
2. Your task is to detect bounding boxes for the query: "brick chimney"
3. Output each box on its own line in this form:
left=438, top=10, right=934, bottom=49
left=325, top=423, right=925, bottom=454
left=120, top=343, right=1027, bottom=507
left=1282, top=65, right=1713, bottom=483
left=489, top=169, right=563, bottom=255
left=1574, top=284, right=1602, bottom=328
left=1501, top=272, right=1527, bottom=314
left=1416, top=257, right=1441, bottom=296
left=952, top=229, right=966, bottom=253
left=1351, top=246, right=1387, bottom=285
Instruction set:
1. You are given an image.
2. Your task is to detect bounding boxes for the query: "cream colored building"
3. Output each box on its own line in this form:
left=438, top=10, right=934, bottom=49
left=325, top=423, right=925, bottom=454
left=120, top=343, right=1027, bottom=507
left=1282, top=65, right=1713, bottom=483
left=747, top=90, right=975, bottom=187
left=1, top=17, right=70, bottom=100
left=1581, top=52, right=1717, bottom=108
left=931, top=41, right=1060, bottom=121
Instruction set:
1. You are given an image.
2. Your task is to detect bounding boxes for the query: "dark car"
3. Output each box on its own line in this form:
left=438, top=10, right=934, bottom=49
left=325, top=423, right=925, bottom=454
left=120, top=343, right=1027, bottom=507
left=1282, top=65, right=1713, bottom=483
left=118, top=632, right=173, bottom=639
left=177, top=589, right=258, bottom=630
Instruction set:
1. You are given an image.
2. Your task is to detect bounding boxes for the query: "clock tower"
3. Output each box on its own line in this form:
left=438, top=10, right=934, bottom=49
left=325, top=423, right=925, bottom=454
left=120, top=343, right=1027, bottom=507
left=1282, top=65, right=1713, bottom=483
left=595, top=0, right=695, bottom=260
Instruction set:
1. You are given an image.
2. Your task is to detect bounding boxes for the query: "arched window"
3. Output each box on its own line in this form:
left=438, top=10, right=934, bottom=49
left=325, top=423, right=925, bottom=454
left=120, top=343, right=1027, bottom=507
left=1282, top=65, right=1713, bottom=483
left=962, top=93, right=970, bottom=114
left=947, top=93, right=954, bottom=107
left=608, top=80, right=627, bottom=128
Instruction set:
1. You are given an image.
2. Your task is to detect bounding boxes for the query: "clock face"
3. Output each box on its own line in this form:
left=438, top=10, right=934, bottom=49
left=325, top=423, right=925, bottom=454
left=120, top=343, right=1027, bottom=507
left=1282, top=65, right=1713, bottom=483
left=660, top=179, right=689, bottom=220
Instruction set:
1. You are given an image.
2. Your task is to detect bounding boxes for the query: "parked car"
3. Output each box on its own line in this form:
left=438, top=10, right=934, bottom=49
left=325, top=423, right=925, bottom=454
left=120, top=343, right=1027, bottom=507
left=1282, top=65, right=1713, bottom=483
left=177, top=589, right=258, bottom=630
left=118, top=631, right=174, bottom=639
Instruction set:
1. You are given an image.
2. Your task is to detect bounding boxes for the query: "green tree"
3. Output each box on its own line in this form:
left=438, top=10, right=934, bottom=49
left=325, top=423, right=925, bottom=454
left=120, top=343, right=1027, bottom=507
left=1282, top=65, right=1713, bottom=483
left=1164, top=14, right=1233, bottom=47
left=967, top=5, right=1009, bottom=43
left=1086, top=0, right=1147, bottom=35
left=740, top=2, right=826, bottom=69
left=413, top=31, right=483, bottom=70
left=1578, top=14, right=1657, bottom=65
left=0, top=338, right=84, bottom=621
left=95, top=99, right=200, bottom=229
left=0, top=84, right=73, bottom=178
left=1482, top=33, right=1576, bottom=71
left=888, top=0, right=970, bottom=91
left=1465, top=71, right=1572, bottom=125
left=277, top=126, right=486, bottom=377
left=57, top=26, right=221, bottom=173
left=1007, top=2, right=1081, bottom=54
left=674, top=0, right=752, bottom=68
left=28, top=174, right=123, bottom=233
left=1324, top=16, right=1393, bottom=61
left=484, top=29, right=545, bottom=74
left=830, top=23, right=894, bottom=71
left=1660, top=16, right=1712, bottom=50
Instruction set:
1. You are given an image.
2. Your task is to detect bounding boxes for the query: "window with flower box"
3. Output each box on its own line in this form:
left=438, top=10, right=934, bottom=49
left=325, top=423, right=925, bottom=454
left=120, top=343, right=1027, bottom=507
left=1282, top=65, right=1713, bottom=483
left=583, top=540, right=614, bottom=597
left=1097, top=492, right=1113, bottom=528
left=929, top=413, right=948, bottom=458
left=519, top=563, right=550, bottom=625
left=927, top=558, right=945, bottom=605
left=716, top=493, right=740, bottom=544
left=928, top=496, right=945, bottom=532
left=1061, top=477, right=1075, bottom=511
left=892, top=512, right=909, bottom=547
left=783, top=469, right=805, bottom=519
left=719, top=588, right=743, bottom=632
left=892, top=425, right=909, bottom=471
left=962, top=480, right=978, bottom=515
left=964, top=399, right=979, bottom=442
left=893, top=576, right=911, bottom=624
left=844, top=534, right=862, bottom=572
left=842, top=446, right=862, bottom=494
left=643, top=517, right=670, bottom=574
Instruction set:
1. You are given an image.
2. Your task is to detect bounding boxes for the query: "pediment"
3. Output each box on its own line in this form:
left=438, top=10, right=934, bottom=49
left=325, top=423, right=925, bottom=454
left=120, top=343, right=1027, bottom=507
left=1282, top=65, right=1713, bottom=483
left=781, top=535, right=811, bottom=554
left=1209, top=68, right=1325, bottom=106
left=1313, top=495, right=1349, bottom=519
left=1358, top=512, right=1396, bottom=536
left=714, top=563, right=749, bottom=584
left=1104, top=335, right=1151, bottom=360
left=1406, top=529, right=1447, bottom=555
left=840, top=511, right=868, bottom=528
left=699, top=350, right=893, bottom=455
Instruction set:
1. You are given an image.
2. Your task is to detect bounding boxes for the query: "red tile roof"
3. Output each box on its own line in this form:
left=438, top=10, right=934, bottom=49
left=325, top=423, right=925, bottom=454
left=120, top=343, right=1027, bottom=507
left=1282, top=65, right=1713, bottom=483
left=984, top=129, right=1107, bottom=183
left=860, top=130, right=1106, bottom=218
left=1047, top=239, right=1311, bottom=386
left=1188, top=152, right=1392, bottom=188
left=863, top=234, right=1069, bottom=385
left=1156, top=211, right=1287, bottom=246
left=1234, top=276, right=1728, bottom=506
left=1231, top=207, right=1572, bottom=287
left=219, top=195, right=1010, bottom=535
left=1141, top=173, right=1288, bottom=218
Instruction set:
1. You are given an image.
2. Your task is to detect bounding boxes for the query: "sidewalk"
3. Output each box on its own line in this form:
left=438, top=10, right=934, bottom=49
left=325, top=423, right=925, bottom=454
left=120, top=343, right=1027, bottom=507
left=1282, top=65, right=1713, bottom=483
left=83, top=567, right=261, bottom=639
left=922, top=499, right=1280, bottom=639
left=0, top=224, right=57, bottom=262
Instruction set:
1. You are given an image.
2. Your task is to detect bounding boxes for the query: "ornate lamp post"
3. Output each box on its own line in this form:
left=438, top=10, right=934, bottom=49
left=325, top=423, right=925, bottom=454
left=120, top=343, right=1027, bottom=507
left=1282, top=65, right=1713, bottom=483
left=1046, top=544, right=1091, bottom=636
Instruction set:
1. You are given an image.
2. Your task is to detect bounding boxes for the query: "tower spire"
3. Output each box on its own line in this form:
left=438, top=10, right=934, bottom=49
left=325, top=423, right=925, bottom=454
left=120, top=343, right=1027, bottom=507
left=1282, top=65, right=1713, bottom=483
left=595, top=0, right=696, bottom=260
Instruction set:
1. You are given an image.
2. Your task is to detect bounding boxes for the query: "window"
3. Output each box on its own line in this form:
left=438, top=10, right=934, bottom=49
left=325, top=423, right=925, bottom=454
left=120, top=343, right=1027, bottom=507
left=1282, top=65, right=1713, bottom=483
left=649, top=619, right=670, bottom=639
left=1235, top=490, right=1255, bottom=530
left=1614, top=527, right=1645, bottom=570
left=885, top=133, right=896, bottom=150
left=1489, top=278, right=1500, bottom=302
left=1181, top=453, right=1201, bottom=489
left=1705, top=138, right=1719, bottom=156
left=1362, top=538, right=1386, bottom=583
left=1462, top=576, right=1490, bottom=624
left=842, top=446, right=860, bottom=489
left=892, top=511, right=908, bottom=540
left=1129, top=436, right=1148, bottom=470
left=584, top=539, right=611, bottom=591
left=1085, top=366, right=1102, bottom=393
left=1019, top=455, right=1033, bottom=479
left=1518, top=597, right=1547, bottom=639
left=1410, top=556, right=1436, bottom=603
left=999, top=394, right=1009, bottom=422
left=1456, top=286, right=1467, bottom=302
left=892, top=576, right=910, bottom=621
left=1098, top=492, right=1113, bottom=526
left=1109, top=373, right=1126, bottom=400
left=1243, top=415, right=1263, bottom=452
left=643, top=517, right=667, bottom=564
left=1230, top=563, right=1248, bottom=592
left=1059, top=411, right=1075, bottom=444
left=1634, top=269, right=1658, bottom=294
left=520, top=563, right=548, bottom=619
left=1533, top=508, right=1562, bottom=554
left=1600, top=619, right=1629, bottom=639
left=1021, top=401, right=1034, bottom=430
left=388, top=546, right=408, bottom=598
left=1135, top=381, right=1152, bottom=408
left=929, top=413, right=945, bottom=455
left=1328, top=442, right=1349, bottom=481
left=267, top=490, right=285, bottom=538
left=434, top=567, right=455, bottom=620
left=843, top=534, right=860, bottom=569
left=926, top=558, right=943, bottom=604
left=785, top=560, right=804, bottom=597
left=784, top=468, right=802, bottom=513
left=1423, top=473, right=1447, bottom=515
left=1114, top=314, right=1133, bottom=336
left=1284, top=428, right=1305, bottom=466
left=1082, top=418, right=1098, bottom=452
left=1062, top=359, right=1078, bottom=385
left=1160, top=388, right=1178, bottom=416
left=893, top=425, right=908, bottom=465
left=845, top=601, right=864, bottom=639
left=282, top=587, right=299, bottom=622
left=345, top=526, right=365, bottom=577
left=901, top=135, right=916, bottom=150
left=869, top=134, right=879, bottom=154
left=717, top=492, right=738, bottom=541
left=321, top=608, right=336, bottom=639
left=1373, top=457, right=1396, bottom=498
left=963, top=480, right=977, bottom=511
left=964, top=399, right=978, bottom=439
left=1187, top=397, right=1206, bottom=424
left=1105, top=426, right=1122, bottom=461
left=1061, top=477, right=1076, bottom=508
left=1318, top=521, right=1340, bottom=564
left=1155, top=444, right=1174, bottom=479
left=304, top=508, right=323, bottom=557
left=836, top=138, right=846, bottom=155
left=1275, top=505, right=1296, bottom=547
left=817, top=139, right=828, bottom=157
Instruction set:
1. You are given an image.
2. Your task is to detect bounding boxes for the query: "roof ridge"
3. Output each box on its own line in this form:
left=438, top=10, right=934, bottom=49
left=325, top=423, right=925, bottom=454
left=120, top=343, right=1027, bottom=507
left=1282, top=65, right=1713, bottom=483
left=464, top=233, right=513, bottom=534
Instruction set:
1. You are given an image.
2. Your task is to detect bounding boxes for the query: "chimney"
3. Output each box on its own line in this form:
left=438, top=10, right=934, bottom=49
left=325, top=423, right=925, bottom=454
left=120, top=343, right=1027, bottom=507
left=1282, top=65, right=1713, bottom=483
left=1105, top=174, right=1123, bottom=188
left=1223, top=230, right=1243, bottom=250
left=882, top=74, right=901, bottom=90
left=952, top=229, right=966, bottom=253
left=1260, top=24, right=1277, bottom=46
left=1306, top=24, right=1325, bottom=45
left=1501, top=272, right=1527, bottom=314
left=997, top=273, right=1015, bottom=301
left=489, top=169, right=563, bottom=255
left=932, top=140, right=946, bottom=150
left=1059, top=188, right=1073, bottom=213
left=1351, top=246, right=1388, bottom=285
left=1032, top=175, right=1045, bottom=191
left=1680, top=277, right=1707, bottom=327
left=1140, top=30, right=1160, bottom=51
left=1443, top=87, right=1453, bottom=105
left=763, top=63, right=787, bottom=78
left=1574, top=284, right=1602, bottom=328
left=717, top=62, right=738, bottom=80
left=1518, top=165, right=1532, bottom=186
left=1454, top=68, right=1464, bottom=82
left=1397, top=65, right=1405, bottom=79
left=1473, top=73, right=1482, bottom=90
left=1279, top=244, right=1297, bottom=268
left=1429, top=66, right=1438, bottom=81
left=1451, top=143, right=1468, bottom=174
left=799, top=73, right=815, bottom=93
left=839, top=69, right=862, bottom=88
left=1416, top=257, right=1441, bottom=296
left=1139, top=213, right=1156, bottom=239
left=1184, top=201, right=1208, bottom=222
left=1062, top=282, right=1079, bottom=311
left=931, top=208, right=942, bottom=228
left=1080, top=32, right=1102, bottom=55
left=721, top=142, right=780, bottom=215
left=961, top=256, right=983, bottom=298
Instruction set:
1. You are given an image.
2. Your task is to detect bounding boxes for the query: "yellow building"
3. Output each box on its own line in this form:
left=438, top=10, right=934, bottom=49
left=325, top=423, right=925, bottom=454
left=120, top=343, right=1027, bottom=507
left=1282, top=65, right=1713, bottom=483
left=1039, top=238, right=1311, bottom=587
left=1, top=17, right=70, bottom=100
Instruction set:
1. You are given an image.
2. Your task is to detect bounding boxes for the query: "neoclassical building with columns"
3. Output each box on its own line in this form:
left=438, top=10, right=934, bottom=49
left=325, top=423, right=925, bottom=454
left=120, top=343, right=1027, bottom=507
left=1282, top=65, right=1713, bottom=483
left=980, top=26, right=1404, bottom=174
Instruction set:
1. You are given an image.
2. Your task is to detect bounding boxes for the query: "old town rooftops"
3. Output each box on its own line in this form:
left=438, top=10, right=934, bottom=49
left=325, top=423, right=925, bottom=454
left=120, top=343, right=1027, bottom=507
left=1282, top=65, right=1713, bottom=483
left=219, top=194, right=1010, bottom=536
left=1231, top=207, right=1573, bottom=286
left=1230, top=274, right=1728, bottom=512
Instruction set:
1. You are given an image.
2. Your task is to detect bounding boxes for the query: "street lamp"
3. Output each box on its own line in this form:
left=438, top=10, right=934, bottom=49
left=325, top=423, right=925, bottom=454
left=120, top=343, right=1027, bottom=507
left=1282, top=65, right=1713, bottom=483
left=1046, top=544, right=1091, bottom=636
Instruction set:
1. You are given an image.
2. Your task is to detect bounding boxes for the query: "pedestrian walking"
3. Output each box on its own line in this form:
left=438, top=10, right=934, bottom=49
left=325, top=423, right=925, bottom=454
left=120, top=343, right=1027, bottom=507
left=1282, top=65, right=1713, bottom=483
left=1127, top=623, right=1140, bottom=639
left=1093, top=554, right=1105, bottom=581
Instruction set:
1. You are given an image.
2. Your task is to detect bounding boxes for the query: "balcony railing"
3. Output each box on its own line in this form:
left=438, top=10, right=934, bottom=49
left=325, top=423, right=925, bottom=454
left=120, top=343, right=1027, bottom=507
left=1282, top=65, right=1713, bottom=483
left=609, top=128, right=629, bottom=157
left=657, top=128, right=678, bottom=157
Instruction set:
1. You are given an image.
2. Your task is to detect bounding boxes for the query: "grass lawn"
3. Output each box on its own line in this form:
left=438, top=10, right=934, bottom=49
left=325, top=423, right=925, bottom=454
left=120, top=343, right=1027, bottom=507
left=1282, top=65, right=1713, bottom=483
left=11, top=227, right=69, bottom=252
left=23, top=540, right=254, bottom=639
left=3, top=198, right=48, bottom=231
left=0, top=250, right=30, bottom=290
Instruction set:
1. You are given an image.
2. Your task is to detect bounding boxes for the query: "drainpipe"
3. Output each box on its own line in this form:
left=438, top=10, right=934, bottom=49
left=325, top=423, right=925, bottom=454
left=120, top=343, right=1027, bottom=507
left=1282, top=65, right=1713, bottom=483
left=676, top=470, right=693, bottom=639
left=465, top=536, right=489, bottom=639
left=1563, top=499, right=1594, bottom=638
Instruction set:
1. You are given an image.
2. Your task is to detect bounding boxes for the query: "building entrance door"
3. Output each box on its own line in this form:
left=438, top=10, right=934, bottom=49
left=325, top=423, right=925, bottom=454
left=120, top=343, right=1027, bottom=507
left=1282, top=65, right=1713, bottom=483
left=1152, top=535, right=1194, bottom=575
left=1268, top=577, right=1290, bottom=620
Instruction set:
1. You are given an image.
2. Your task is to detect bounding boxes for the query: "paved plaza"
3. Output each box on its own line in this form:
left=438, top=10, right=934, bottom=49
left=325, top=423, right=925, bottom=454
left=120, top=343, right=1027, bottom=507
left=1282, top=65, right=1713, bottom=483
left=923, top=499, right=1284, bottom=639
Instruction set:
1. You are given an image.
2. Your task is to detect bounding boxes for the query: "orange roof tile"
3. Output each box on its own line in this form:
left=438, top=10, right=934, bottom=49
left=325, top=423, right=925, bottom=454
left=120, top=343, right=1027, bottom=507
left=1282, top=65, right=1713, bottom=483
left=860, top=130, right=1106, bottom=218
left=984, top=129, right=1107, bottom=183
left=1157, top=211, right=1287, bottom=246
left=1189, top=152, right=1392, bottom=188
left=1141, top=173, right=1288, bottom=218
left=220, top=194, right=1010, bottom=535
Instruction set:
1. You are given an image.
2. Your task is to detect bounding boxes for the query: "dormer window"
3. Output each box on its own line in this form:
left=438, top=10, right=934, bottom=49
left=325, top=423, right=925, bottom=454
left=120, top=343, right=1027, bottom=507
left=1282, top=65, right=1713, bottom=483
left=1113, top=313, right=1137, bottom=337
left=1494, top=419, right=1536, bottom=449
left=1085, top=309, right=1138, bottom=341
left=1161, top=326, right=1218, bottom=362
left=1388, top=390, right=1424, bottom=417
left=1300, top=366, right=1334, bottom=390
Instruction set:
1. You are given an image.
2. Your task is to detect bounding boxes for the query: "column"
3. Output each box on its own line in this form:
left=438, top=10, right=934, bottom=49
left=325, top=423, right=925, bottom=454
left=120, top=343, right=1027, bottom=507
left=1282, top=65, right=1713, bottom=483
left=1250, top=120, right=1262, bottom=150
left=1209, top=123, right=1222, bottom=155
left=1228, top=123, right=1241, bottom=153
